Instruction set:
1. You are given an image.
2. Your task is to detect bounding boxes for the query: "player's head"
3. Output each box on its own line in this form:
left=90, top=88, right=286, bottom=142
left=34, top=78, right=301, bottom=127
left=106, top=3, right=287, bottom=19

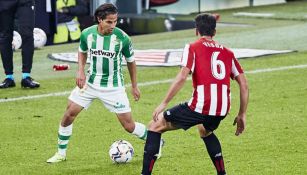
left=94, top=3, right=118, bottom=23
left=195, top=13, right=216, bottom=37
left=95, top=3, right=118, bottom=34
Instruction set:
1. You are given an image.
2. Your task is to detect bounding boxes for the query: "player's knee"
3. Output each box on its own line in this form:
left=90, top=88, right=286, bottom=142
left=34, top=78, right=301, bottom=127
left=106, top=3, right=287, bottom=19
left=201, top=131, right=212, bottom=138
left=198, top=125, right=212, bottom=137
left=64, top=108, right=78, bottom=120
left=148, top=120, right=164, bottom=133
left=198, top=127, right=206, bottom=137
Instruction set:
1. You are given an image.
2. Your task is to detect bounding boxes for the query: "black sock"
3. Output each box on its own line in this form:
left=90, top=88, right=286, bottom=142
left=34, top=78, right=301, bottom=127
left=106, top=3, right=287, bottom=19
left=202, top=133, right=226, bottom=175
left=141, top=131, right=161, bottom=175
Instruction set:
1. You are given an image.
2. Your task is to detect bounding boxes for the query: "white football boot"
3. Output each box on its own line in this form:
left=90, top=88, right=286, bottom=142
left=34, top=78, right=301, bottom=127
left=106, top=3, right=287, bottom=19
left=46, top=152, right=66, bottom=163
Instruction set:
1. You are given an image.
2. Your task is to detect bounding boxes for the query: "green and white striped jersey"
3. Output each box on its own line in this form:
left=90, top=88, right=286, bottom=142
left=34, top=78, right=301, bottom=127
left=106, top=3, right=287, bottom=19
left=79, top=25, right=134, bottom=88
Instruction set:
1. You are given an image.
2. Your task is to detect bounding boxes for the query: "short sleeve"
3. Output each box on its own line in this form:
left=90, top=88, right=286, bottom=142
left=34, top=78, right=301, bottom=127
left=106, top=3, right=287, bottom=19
left=230, top=56, right=244, bottom=79
left=122, top=35, right=134, bottom=62
left=181, top=44, right=195, bottom=72
left=78, top=31, right=88, bottom=53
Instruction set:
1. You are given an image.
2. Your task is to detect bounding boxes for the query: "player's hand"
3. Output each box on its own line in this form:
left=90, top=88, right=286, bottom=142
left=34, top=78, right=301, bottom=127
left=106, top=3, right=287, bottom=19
left=76, top=70, right=86, bottom=89
left=131, top=86, right=140, bottom=101
left=233, top=113, right=246, bottom=136
left=152, top=103, right=167, bottom=122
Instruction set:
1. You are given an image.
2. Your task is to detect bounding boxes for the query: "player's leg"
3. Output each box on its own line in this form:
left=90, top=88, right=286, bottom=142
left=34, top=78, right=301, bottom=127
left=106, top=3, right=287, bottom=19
left=116, top=112, right=165, bottom=159
left=58, top=100, right=83, bottom=152
left=141, top=113, right=177, bottom=175
left=47, top=87, right=94, bottom=163
left=116, top=112, right=147, bottom=140
left=16, top=0, right=37, bottom=87
left=198, top=122, right=226, bottom=175
left=0, top=5, right=16, bottom=88
left=46, top=100, right=83, bottom=163
left=142, top=102, right=211, bottom=175
left=18, top=2, right=40, bottom=88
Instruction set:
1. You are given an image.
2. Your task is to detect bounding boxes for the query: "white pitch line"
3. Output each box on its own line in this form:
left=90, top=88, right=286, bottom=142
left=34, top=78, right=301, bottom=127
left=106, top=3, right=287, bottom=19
left=245, top=64, right=307, bottom=74
left=0, top=64, right=306, bottom=103
left=0, top=91, right=71, bottom=103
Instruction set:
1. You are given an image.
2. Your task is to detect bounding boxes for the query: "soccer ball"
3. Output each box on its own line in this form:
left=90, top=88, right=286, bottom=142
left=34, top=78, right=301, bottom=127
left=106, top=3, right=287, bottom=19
left=33, top=28, right=47, bottom=48
left=109, top=140, right=134, bottom=163
left=12, top=31, right=22, bottom=50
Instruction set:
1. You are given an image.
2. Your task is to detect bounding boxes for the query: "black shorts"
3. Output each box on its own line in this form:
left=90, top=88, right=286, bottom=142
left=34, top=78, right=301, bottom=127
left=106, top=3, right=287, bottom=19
left=163, top=103, right=226, bottom=131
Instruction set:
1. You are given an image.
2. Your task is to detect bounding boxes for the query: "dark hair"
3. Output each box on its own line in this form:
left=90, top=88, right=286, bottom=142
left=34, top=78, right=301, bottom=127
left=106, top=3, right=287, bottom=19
left=94, top=3, right=118, bottom=23
left=194, top=13, right=216, bottom=36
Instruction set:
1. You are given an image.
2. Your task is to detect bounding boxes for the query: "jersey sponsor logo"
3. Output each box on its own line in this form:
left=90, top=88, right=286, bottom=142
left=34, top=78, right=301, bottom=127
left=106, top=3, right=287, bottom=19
left=90, top=49, right=116, bottom=59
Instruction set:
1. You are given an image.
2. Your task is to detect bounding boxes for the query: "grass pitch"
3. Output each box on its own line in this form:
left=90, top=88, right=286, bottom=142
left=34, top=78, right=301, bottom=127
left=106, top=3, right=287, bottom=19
left=0, top=2, right=306, bottom=175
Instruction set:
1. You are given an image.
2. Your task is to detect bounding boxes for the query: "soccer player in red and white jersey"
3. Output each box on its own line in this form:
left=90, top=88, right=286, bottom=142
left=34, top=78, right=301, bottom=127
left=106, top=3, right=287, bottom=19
left=141, top=13, right=249, bottom=175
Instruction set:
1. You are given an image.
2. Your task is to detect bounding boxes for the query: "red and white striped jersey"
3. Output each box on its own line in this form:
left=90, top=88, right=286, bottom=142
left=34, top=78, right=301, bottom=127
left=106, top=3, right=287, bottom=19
left=181, top=38, right=243, bottom=116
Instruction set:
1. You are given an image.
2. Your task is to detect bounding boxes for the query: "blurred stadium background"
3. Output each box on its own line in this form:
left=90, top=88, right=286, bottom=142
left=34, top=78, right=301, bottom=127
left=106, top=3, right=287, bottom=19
left=34, top=0, right=292, bottom=42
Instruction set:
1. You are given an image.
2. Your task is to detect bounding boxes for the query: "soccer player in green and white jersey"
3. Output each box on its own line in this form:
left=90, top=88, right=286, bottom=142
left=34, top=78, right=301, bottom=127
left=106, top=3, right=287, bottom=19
left=47, top=3, right=163, bottom=163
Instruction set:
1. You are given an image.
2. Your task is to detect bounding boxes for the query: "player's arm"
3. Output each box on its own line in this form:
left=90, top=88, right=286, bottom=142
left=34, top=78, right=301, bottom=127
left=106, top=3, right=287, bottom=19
left=152, top=67, right=190, bottom=121
left=76, top=51, right=87, bottom=89
left=76, top=31, right=88, bottom=89
left=127, top=61, right=140, bottom=101
left=123, top=35, right=140, bottom=101
left=233, top=73, right=249, bottom=136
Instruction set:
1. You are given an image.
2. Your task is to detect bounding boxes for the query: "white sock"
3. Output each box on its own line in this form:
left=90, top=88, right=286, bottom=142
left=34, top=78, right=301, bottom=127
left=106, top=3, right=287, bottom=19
left=132, top=122, right=147, bottom=140
left=57, top=124, right=73, bottom=156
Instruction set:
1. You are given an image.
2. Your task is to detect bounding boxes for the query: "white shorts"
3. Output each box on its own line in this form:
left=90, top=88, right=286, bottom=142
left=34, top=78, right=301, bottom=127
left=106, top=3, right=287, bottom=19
left=68, top=84, right=131, bottom=113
